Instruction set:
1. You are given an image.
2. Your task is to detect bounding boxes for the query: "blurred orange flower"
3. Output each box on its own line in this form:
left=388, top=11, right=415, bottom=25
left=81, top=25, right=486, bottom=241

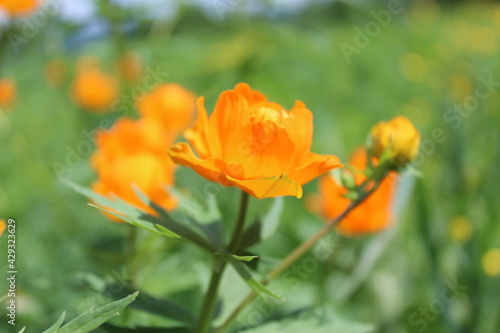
left=0, top=219, right=5, bottom=236
left=0, top=78, right=16, bottom=109
left=137, top=83, right=195, bottom=136
left=91, top=117, right=177, bottom=221
left=117, top=52, right=142, bottom=84
left=370, top=115, right=421, bottom=167
left=169, top=83, right=342, bottom=199
left=72, top=66, right=118, bottom=112
left=0, top=0, right=37, bottom=16
left=318, top=148, right=396, bottom=236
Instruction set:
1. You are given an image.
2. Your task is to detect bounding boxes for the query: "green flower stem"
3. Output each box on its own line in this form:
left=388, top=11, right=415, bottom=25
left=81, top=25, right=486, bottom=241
left=216, top=176, right=387, bottom=333
left=196, top=191, right=250, bottom=333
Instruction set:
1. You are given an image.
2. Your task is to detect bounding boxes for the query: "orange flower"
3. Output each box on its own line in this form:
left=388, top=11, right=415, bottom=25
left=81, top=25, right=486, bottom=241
left=0, top=0, right=37, bottom=16
left=0, top=219, right=5, bottom=237
left=137, top=83, right=195, bottom=136
left=318, top=148, right=396, bottom=236
left=91, top=117, right=177, bottom=221
left=72, top=66, right=118, bottom=112
left=169, top=83, right=342, bottom=199
left=116, top=52, right=142, bottom=84
left=0, top=78, right=16, bottom=109
left=369, top=116, right=421, bottom=167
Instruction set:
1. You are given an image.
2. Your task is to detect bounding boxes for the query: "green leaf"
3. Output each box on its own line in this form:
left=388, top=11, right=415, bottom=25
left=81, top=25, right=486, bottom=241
left=41, top=311, right=66, bottom=333
left=169, top=187, right=221, bottom=225
left=260, top=197, right=283, bottom=241
left=17, top=328, right=26, bottom=333
left=57, top=291, right=138, bottom=333
left=65, top=180, right=216, bottom=252
left=231, top=255, right=259, bottom=262
left=238, top=311, right=374, bottom=333
left=87, top=204, right=180, bottom=239
left=230, top=260, right=285, bottom=301
left=105, top=284, right=195, bottom=325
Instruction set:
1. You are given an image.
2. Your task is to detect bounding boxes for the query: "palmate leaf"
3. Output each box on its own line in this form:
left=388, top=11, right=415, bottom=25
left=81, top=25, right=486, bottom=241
left=105, top=284, right=195, bottom=325
left=65, top=180, right=217, bottom=252
left=229, top=259, right=285, bottom=302
left=37, top=292, right=138, bottom=333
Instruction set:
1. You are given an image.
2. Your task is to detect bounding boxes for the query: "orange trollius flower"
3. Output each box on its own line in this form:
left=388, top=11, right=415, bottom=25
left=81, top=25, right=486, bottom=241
left=71, top=65, right=119, bottom=112
left=0, top=0, right=37, bottom=16
left=318, top=148, right=396, bottom=236
left=168, top=83, right=342, bottom=199
left=0, top=78, right=15, bottom=109
left=137, top=83, right=196, bottom=137
left=369, top=115, right=421, bottom=167
left=91, top=117, right=177, bottom=221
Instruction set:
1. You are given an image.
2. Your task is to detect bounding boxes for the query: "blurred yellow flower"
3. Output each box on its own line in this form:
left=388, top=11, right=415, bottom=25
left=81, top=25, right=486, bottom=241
left=369, top=116, right=421, bottom=167
left=0, top=0, right=37, bottom=16
left=137, top=83, right=196, bottom=137
left=72, top=66, right=119, bottom=112
left=450, top=75, right=472, bottom=103
left=0, top=219, right=5, bottom=236
left=0, top=78, right=16, bottom=109
left=169, top=83, right=342, bottom=199
left=449, top=216, right=471, bottom=243
left=399, top=53, right=428, bottom=83
left=482, top=248, right=500, bottom=277
left=91, top=117, right=177, bottom=221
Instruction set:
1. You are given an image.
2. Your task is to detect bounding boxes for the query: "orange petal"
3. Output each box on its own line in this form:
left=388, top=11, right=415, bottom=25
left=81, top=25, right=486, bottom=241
left=285, top=101, right=313, bottom=160
left=289, top=152, right=342, bottom=185
left=233, top=82, right=267, bottom=105
left=185, top=97, right=211, bottom=158
left=227, top=174, right=302, bottom=199
left=222, top=121, right=297, bottom=180
left=208, top=90, right=250, bottom=155
left=168, top=142, right=225, bottom=184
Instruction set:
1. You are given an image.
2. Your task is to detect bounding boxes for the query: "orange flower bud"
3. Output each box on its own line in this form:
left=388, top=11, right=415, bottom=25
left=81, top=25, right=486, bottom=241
left=0, top=0, right=37, bottom=16
left=168, top=83, right=342, bottom=199
left=369, top=116, right=421, bottom=167
left=71, top=66, right=119, bottom=112
left=0, top=78, right=16, bottom=109
left=137, top=83, right=195, bottom=136
left=318, top=148, right=396, bottom=236
left=91, top=117, right=177, bottom=221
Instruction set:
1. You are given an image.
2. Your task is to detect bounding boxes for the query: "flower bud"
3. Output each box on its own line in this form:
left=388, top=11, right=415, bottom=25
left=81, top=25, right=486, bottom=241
left=369, top=116, right=421, bottom=167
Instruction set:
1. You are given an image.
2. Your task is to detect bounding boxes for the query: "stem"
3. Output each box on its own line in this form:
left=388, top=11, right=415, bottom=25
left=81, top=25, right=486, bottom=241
left=196, top=191, right=250, bottom=333
left=127, top=225, right=138, bottom=284
left=228, top=192, right=250, bottom=252
left=216, top=181, right=383, bottom=333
